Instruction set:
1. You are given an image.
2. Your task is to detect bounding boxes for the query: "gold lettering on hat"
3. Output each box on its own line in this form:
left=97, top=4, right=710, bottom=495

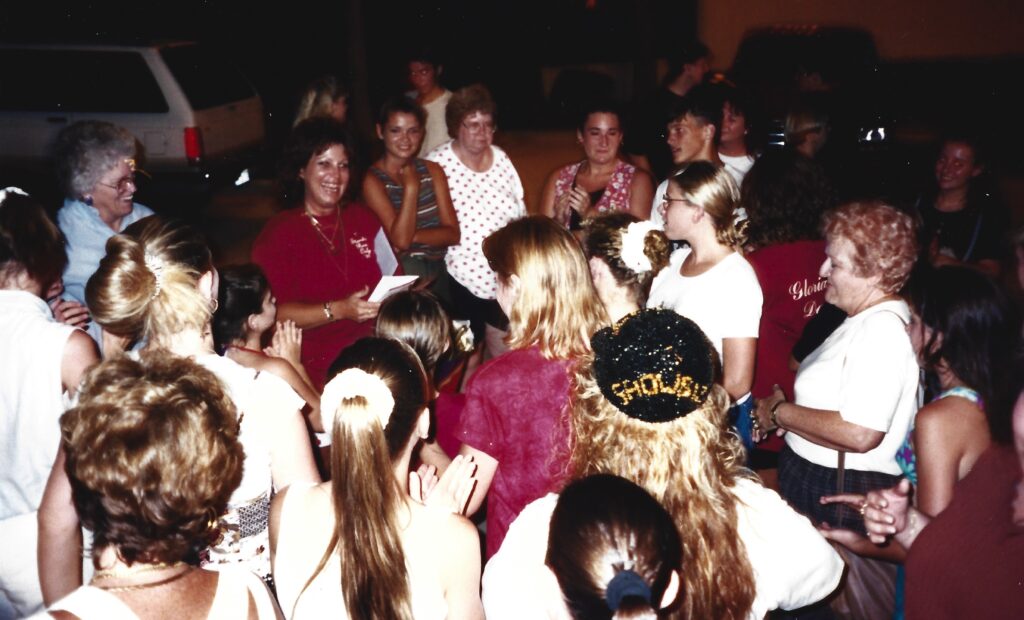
left=611, top=372, right=709, bottom=406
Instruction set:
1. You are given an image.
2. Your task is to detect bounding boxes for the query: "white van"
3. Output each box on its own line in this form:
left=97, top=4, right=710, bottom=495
left=0, top=41, right=265, bottom=192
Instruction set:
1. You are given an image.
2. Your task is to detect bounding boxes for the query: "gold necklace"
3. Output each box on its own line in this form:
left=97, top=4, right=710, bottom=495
left=92, top=566, right=194, bottom=592
left=305, top=206, right=342, bottom=253
left=93, top=560, right=186, bottom=580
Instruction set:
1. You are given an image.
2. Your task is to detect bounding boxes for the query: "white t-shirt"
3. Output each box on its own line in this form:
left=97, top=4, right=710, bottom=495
left=483, top=480, right=843, bottom=620
left=418, top=90, right=453, bottom=158
left=720, top=152, right=755, bottom=188
left=426, top=140, right=526, bottom=299
left=647, top=248, right=763, bottom=360
left=787, top=300, right=919, bottom=475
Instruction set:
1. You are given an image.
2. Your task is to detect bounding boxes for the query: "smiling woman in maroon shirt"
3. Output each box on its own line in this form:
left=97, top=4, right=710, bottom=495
left=252, top=118, right=386, bottom=390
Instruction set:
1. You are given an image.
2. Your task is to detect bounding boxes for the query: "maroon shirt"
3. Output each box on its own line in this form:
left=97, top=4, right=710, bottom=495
left=252, top=204, right=383, bottom=390
left=747, top=240, right=827, bottom=452
left=905, top=445, right=1024, bottom=619
left=456, top=347, right=572, bottom=557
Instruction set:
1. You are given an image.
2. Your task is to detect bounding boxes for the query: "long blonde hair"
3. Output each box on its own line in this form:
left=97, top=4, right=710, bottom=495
left=299, top=337, right=428, bottom=620
left=570, top=362, right=757, bottom=619
left=483, top=216, right=608, bottom=358
left=86, top=217, right=213, bottom=348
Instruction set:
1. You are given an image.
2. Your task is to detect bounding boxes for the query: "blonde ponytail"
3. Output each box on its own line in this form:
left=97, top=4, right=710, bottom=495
left=86, top=218, right=212, bottom=347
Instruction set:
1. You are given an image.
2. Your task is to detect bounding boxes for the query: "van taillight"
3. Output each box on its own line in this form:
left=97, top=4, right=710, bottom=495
left=184, top=127, right=204, bottom=165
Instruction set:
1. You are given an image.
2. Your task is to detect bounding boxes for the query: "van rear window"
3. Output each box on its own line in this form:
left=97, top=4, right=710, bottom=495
left=160, top=45, right=256, bottom=110
left=0, top=49, right=168, bottom=113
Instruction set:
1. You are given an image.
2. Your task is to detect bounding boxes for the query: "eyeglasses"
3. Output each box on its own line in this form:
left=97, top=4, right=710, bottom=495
left=661, top=194, right=690, bottom=205
left=97, top=174, right=137, bottom=193
left=462, top=120, right=496, bottom=134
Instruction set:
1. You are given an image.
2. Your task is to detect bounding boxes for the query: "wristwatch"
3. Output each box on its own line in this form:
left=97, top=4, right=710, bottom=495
left=323, top=301, right=335, bottom=321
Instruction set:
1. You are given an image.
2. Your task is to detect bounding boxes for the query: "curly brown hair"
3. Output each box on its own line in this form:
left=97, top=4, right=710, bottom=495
left=61, top=354, right=244, bottom=567
left=823, top=201, right=918, bottom=294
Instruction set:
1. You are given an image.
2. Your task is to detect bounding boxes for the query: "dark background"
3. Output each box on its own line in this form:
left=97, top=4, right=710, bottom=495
left=0, top=1, right=697, bottom=145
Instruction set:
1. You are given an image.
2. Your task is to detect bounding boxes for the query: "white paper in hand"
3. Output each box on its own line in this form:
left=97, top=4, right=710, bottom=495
left=374, top=228, right=399, bottom=276
left=369, top=275, right=418, bottom=302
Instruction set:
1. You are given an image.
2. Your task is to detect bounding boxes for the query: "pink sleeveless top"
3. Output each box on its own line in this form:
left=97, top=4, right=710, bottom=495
left=552, top=159, right=637, bottom=227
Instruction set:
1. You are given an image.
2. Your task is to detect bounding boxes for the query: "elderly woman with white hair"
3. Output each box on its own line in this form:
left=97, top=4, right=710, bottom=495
left=54, top=120, right=153, bottom=342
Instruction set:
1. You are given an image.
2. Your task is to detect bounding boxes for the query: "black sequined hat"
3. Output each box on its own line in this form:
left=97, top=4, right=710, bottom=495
left=591, top=308, right=715, bottom=423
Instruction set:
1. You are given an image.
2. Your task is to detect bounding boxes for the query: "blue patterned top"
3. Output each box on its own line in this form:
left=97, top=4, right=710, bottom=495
left=895, top=386, right=982, bottom=485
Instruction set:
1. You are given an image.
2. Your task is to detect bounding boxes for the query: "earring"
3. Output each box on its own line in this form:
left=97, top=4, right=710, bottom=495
left=84, top=195, right=93, bottom=206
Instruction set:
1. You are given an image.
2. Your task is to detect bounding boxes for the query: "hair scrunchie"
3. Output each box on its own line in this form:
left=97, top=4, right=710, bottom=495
left=605, top=569, right=652, bottom=611
left=618, top=220, right=657, bottom=274
left=320, top=368, right=395, bottom=437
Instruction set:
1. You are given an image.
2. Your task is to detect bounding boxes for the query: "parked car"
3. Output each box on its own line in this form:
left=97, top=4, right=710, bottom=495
left=0, top=41, right=265, bottom=207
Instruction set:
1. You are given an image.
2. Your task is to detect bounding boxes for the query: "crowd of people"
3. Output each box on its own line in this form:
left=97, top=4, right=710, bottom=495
left=1, top=40, right=1022, bottom=620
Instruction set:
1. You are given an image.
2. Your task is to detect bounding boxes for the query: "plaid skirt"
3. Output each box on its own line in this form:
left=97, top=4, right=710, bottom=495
left=778, top=445, right=902, bottom=536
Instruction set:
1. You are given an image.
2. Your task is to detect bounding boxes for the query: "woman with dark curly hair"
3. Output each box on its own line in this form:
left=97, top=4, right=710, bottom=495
left=44, top=354, right=280, bottom=618
left=253, top=118, right=390, bottom=389
left=754, top=201, right=920, bottom=618
left=742, top=150, right=835, bottom=470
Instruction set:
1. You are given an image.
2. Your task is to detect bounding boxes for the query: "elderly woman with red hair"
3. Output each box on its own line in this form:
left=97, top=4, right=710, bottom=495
left=754, top=201, right=919, bottom=617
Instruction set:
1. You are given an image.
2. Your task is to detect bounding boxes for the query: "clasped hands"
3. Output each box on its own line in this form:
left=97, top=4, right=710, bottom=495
left=408, top=454, right=478, bottom=515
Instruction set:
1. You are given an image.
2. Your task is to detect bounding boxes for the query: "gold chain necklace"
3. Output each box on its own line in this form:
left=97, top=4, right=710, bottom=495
left=304, top=206, right=342, bottom=253
left=93, top=560, right=186, bottom=580
left=92, top=566, right=194, bottom=592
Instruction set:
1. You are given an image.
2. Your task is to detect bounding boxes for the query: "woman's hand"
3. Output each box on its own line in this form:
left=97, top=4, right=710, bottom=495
left=266, top=320, right=303, bottom=367
left=820, top=479, right=913, bottom=545
left=753, top=385, right=787, bottom=442
left=401, top=162, right=422, bottom=197
left=49, top=298, right=91, bottom=329
left=409, top=454, right=477, bottom=514
left=564, top=185, right=592, bottom=219
left=330, top=286, right=381, bottom=323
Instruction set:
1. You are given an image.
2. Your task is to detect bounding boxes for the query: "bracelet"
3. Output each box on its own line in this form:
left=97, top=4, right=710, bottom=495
left=322, top=301, right=334, bottom=321
left=769, top=399, right=785, bottom=428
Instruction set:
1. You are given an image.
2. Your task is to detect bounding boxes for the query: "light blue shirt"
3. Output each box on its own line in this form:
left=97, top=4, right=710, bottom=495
left=57, top=198, right=153, bottom=345
left=57, top=198, right=153, bottom=305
